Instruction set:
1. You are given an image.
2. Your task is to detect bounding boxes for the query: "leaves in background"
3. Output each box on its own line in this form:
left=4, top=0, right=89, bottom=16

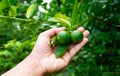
left=9, top=5, right=17, bottom=17
left=0, top=0, right=10, bottom=15
left=71, top=0, right=79, bottom=26
left=8, top=0, right=16, bottom=5
left=0, top=0, right=120, bottom=75
left=26, top=4, right=38, bottom=19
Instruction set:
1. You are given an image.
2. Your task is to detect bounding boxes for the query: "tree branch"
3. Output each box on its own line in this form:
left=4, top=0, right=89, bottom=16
left=0, top=15, right=42, bottom=23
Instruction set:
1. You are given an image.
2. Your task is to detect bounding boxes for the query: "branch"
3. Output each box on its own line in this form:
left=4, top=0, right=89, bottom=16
left=0, top=15, right=42, bottom=23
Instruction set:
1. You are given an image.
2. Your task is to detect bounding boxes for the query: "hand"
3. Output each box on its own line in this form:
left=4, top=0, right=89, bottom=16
left=30, top=27, right=89, bottom=75
left=2, top=27, right=89, bottom=76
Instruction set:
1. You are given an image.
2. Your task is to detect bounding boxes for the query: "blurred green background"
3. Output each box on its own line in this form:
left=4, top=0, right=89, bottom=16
left=0, top=0, right=120, bottom=76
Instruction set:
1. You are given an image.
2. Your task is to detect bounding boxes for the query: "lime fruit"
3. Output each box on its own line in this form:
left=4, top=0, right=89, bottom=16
left=71, top=30, right=83, bottom=43
left=57, top=31, right=71, bottom=44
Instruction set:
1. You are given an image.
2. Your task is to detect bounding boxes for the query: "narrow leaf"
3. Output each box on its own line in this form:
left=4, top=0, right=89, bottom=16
left=71, top=0, right=79, bottom=26
left=26, top=4, right=38, bottom=19
left=54, top=14, right=71, bottom=30
left=48, top=14, right=71, bottom=30
left=74, top=12, right=89, bottom=29
left=56, top=44, right=69, bottom=58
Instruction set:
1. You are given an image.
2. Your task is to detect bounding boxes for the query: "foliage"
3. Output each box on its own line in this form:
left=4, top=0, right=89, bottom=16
left=0, top=0, right=120, bottom=76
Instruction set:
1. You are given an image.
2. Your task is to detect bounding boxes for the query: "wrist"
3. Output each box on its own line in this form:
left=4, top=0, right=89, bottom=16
left=2, top=55, right=45, bottom=76
left=27, top=54, right=45, bottom=76
left=21, top=55, right=45, bottom=76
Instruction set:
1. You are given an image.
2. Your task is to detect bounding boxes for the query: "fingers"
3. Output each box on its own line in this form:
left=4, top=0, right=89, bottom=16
left=77, top=27, right=85, bottom=32
left=40, top=27, right=66, bottom=38
left=77, top=27, right=89, bottom=37
left=61, top=51, right=71, bottom=64
left=68, top=27, right=89, bottom=50
left=68, top=27, right=89, bottom=58
left=61, top=38, right=88, bottom=64
left=83, top=30, right=89, bottom=38
left=69, top=38, right=88, bottom=58
left=61, top=27, right=90, bottom=63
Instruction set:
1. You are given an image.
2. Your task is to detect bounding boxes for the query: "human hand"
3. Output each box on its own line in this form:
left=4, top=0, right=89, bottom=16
left=30, top=27, right=89, bottom=75
left=2, top=27, right=89, bottom=76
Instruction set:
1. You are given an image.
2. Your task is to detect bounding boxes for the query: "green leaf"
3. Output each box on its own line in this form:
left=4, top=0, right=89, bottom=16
left=74, top=12, right=89, bottom=29
left=8, top=0, right=16, bottom=4
left=54, top=14, right=71, bottom=30
left=56, top=44, right=69, bottom=58
left=9, top=5, right=17, bottom=17
left=0, top=0, right=10, bottom=15
left=71, top=0, right=79, bottom=26
left=0, top=50, right=11, bottom=56
left=26, top=4, right=38, bottom=19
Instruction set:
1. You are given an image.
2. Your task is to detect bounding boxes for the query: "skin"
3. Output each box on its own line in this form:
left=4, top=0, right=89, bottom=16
left=2, top=27, right=89, bottom=76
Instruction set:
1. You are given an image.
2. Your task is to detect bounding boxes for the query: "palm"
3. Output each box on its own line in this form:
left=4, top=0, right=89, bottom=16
left=32, top=34, right=69, bottom=73
left=31, top=27, right=89, bottom=74
left=40, top=54, right=68, bottom=73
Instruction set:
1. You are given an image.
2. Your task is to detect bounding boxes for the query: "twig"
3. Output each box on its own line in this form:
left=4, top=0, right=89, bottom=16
left=0, top=15, right=42, bottom=23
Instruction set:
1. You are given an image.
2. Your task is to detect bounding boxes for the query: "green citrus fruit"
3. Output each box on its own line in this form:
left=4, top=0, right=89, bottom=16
left=71, top=30, right=83, bottom=43
left=57, top=31, right=71, bottom=44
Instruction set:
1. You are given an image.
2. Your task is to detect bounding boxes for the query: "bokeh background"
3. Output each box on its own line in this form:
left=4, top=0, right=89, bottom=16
left=0, top=0, right=120, bottom=76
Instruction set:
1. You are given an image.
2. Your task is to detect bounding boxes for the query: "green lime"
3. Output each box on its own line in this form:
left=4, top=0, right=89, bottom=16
left=57, top=31, right=71, bottom=45
left=71, top=30, right=83, bottom=43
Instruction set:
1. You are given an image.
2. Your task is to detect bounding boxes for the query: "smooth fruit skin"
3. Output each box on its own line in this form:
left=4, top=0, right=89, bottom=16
left=57, top=31, right=71, bottom=45
left=71, top=30, right=83, bottom=43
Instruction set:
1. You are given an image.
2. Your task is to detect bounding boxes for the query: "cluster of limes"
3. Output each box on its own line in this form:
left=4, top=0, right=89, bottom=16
left=56, top=30, right=84, bottom=45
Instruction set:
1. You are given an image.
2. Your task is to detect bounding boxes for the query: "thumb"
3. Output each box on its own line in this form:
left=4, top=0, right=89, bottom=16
left=40, top=27, right=66, bottom=38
